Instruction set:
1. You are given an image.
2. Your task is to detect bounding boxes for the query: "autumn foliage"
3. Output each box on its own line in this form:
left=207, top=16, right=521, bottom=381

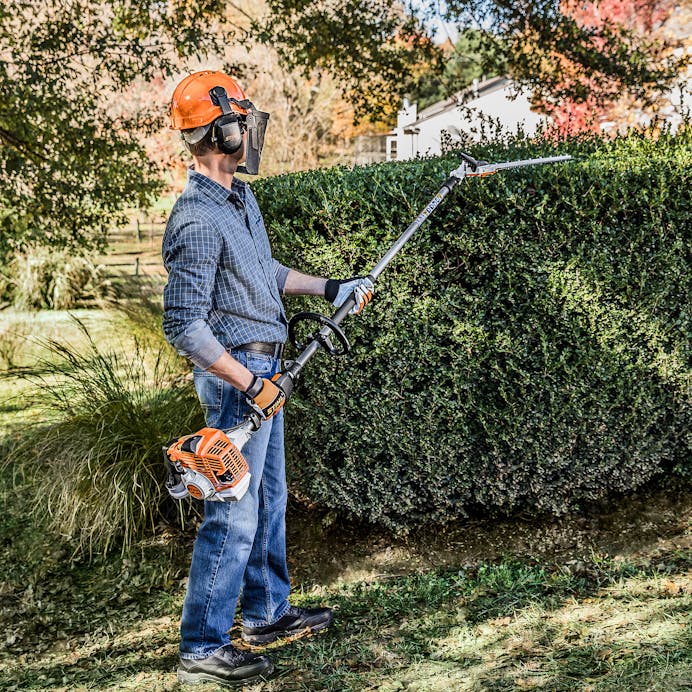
left=542, top=0, right=691, bottom=133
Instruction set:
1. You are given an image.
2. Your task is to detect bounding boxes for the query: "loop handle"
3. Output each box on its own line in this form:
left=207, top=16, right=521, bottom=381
left=288, top=311, right=351, bottom=356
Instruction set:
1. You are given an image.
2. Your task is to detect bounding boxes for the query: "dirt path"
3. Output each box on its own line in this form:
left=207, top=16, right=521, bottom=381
left=285, top=482, right=692, bottom=587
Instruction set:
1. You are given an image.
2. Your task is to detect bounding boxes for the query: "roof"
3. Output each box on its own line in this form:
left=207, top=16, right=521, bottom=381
left=410, top=76, right=511, bottom=126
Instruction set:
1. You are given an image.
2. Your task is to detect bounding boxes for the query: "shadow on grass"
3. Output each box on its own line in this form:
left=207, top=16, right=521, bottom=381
left=248, top=557, right=691, bottom=691
left=0, top=552, right=689, bottom=691
left=0, top=468, right=689, bottom=691
left=0, top=641, right=180, bottom=691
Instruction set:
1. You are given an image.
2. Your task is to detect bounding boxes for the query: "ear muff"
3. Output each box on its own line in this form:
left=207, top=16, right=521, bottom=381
left=211, top=114, right=244, bottom=155
left=208, top=85, right=247, bottom=155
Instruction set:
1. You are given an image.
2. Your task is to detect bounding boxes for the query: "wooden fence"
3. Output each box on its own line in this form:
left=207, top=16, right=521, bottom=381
left=101, top=213, right=166, bottom=278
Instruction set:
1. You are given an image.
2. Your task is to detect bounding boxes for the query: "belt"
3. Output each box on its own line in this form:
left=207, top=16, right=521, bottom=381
left=234, top=341, right=284, bottom=359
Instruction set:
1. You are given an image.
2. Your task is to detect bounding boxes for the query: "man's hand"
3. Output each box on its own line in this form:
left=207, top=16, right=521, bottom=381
left=245, top=375, right=286, bottom=419
left=325, top=276, right=374, bottom=314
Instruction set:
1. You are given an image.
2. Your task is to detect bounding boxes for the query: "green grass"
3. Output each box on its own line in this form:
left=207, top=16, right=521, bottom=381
left=0, top=499, right=689, bottom=691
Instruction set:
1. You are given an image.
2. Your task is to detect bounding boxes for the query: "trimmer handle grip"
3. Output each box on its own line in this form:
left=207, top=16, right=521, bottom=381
left=288, top=311, right=351, bottom=355
left=272, top=371, right=295, bottom=402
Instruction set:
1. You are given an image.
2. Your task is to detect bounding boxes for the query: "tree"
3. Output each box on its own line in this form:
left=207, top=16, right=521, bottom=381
left=440, top=0, right=687, bottom=120
left=407, top=29, right=494, bottom=110
left=0, top=0, right=431, bottom=259
left=255, top=0, right=438, bottom=121
left=0, top=1, right=233, bottom=258
left=1, top=0, right=687, bottom=260
left=542, top=0, right=692, bottom=133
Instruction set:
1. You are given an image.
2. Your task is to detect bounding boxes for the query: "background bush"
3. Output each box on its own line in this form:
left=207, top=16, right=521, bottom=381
left=253, top=128, right=691, bottom=531
left=11, top=247, right=110, bottom=310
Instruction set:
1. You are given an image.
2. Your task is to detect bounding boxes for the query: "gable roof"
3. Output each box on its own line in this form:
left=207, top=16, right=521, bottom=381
left=409, top=76, right=511, bottom=126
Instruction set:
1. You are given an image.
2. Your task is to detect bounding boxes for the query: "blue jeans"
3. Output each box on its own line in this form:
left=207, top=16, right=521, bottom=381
left=179, top=350, right=291, bottom=659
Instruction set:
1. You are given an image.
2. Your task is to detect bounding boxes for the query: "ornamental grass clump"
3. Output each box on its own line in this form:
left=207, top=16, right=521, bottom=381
left=6, top=322, right=202, bottom=555
left=12, top=247, right=110, bottom=310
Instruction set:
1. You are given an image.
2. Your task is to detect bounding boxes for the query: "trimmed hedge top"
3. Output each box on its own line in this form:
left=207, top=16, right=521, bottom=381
left=253, top=129, right=691, bottom=530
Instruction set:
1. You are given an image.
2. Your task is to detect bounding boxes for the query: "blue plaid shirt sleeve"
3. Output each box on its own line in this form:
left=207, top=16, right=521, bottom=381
left=273, top=260, right=290, bottom=293
left=162, top=212, right=227, bottom=369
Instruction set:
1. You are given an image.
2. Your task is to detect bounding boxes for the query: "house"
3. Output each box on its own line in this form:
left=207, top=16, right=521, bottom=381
left=386, top=76, right=546, bottom=162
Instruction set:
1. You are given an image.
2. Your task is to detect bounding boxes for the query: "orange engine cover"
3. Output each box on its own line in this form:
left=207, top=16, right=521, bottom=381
left=167, top=427, right=251, bottom=501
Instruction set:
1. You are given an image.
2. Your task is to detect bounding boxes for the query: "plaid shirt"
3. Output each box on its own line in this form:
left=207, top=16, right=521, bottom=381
left=162, top=169, right=289, bottom=369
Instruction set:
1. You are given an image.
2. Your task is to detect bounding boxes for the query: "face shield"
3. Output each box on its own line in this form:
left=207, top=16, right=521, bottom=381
left=241, top=108, right=269, bottom=176
left=208, top=85, right=270, bottom=176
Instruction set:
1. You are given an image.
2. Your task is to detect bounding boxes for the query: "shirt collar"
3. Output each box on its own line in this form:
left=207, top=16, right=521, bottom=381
left=187, top=167, right=247, bottom=207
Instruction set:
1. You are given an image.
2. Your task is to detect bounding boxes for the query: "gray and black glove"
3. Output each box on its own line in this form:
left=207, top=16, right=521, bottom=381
left=325, top=276, right=374, bottom=315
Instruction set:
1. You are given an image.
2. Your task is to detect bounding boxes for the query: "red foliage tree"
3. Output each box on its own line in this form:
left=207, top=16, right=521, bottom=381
left=542, top=0, right=689, bottom=134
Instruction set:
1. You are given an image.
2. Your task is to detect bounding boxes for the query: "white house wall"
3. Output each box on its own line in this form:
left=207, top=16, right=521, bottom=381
left=390, top=81, right=547, bottom=161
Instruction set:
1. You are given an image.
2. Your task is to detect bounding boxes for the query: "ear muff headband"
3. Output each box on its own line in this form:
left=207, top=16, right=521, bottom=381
left=206, top=84, right=269, bottom=173
left=209, top=86, right=245, bottom=155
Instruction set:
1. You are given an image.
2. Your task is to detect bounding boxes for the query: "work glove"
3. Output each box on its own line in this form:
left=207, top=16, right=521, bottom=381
left=244, top=374, right=286, bottom=420
left=325, top=276, right=374, bottom=315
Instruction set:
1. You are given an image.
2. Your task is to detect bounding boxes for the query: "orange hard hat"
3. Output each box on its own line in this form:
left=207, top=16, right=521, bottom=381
left=170, top=71, right=249, bottom=130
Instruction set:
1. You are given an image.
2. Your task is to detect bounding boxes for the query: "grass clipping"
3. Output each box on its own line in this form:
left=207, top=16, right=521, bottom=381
left=5, top=322, right=202, bottom=555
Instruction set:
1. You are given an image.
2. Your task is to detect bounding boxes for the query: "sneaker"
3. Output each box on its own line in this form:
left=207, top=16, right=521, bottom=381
left=242, top=605, right=334, bottom=645
left=177, top=644, right=273, bottom=687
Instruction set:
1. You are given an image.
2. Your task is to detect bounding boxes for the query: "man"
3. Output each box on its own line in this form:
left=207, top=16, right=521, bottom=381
left=162, top=70, right=373, bottom=687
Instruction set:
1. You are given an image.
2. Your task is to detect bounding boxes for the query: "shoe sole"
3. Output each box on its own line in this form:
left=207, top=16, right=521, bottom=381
left=177, top=661, right=274, bottom=687
left=242, top=615, right=334, bottom=646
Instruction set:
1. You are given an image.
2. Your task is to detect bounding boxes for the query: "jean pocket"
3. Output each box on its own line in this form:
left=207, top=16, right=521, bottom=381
left=193, top=371, right=224, bottom=423
left=245, top=353, right=273, bottom=376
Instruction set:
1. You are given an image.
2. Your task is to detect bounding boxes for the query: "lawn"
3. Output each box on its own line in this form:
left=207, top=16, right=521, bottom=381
left=0, top=308, right=690, bottom=691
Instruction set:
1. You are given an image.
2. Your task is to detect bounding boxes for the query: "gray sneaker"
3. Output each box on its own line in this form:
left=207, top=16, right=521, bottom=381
left=177, top=644, right=273, bottom=687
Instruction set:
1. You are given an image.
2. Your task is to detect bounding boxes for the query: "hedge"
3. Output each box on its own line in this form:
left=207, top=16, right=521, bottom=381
left=253, top=128, right=691, bottom=531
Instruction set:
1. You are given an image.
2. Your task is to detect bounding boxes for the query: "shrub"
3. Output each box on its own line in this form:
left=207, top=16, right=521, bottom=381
left=0, top=315, right=35, bottom=370
left=12, top=247, right=110, bottom=310
left=253, top=127, right=692, bottom=530
left=4, top=322, right=203, bottom=554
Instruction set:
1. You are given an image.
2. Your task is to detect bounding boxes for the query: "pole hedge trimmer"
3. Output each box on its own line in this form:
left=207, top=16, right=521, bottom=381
left=164, top=151, right=572, bottom=502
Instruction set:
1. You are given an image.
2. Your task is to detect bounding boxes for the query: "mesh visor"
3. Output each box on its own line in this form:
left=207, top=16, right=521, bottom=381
left=241, top=108, right=270, bottom=175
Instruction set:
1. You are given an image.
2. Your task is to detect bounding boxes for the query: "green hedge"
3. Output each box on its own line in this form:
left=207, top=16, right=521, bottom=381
left=253, top=129, right=691, bottom=530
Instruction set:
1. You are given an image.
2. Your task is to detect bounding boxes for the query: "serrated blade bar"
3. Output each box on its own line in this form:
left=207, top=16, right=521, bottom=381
left=482, top=154, right=572, bottom=173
